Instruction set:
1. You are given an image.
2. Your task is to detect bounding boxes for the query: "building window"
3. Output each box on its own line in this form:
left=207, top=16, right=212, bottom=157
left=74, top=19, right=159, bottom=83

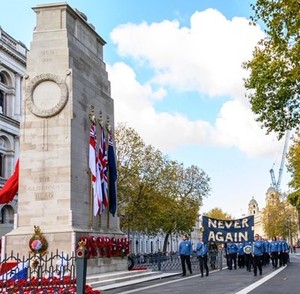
left=1, top=205, right=14, bottom=224
left=0, top=72, right=6, bottom=84
left=0, top=154, right=4, bottom=178
left=0, top=90, right=4, bottom=114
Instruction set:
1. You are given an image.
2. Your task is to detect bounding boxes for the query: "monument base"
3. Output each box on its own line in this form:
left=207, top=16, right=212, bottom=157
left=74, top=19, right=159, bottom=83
left=4, top=227, right=128, bottom=274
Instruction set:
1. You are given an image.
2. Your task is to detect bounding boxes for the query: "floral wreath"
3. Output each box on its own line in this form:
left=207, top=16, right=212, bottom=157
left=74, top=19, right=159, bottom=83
left=29, top=225, right=48, bottom=255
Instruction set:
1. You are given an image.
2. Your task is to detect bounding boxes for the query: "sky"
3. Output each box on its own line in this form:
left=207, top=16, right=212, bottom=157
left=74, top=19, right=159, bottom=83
left=1, top=0, right=292, bottom=218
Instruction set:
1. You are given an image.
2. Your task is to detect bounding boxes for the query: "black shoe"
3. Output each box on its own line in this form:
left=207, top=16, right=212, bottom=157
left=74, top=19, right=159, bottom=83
left=254, top=273, right=257, bottom=276
left=190, top=271, right=192, bottom=274
left=206, top=272, right=209, bottom=276
left=201, top=274, right=203, bottom=277
left=259, top=271, right=262, bottom=275
left=181, top=274, right=186, bottom=277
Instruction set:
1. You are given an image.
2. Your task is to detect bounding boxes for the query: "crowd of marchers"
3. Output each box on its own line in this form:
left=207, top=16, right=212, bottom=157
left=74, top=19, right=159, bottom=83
left=178, top=233, right=291, bottom=278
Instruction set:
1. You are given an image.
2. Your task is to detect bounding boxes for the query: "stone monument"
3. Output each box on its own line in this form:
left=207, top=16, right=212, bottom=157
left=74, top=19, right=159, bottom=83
left=4, top=2, right=126, bottom=273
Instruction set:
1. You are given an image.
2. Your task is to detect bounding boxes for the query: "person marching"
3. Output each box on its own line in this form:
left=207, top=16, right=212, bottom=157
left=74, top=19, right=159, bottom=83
left=269, top=236, right=280, bottom=269
left=243, top=240, right=253, bottom=272
left=196, top=236, right=209, bottom=277
left=179, top=234, right=193, bottom=277
left=227, top=242, right=238, bottom=270
left=237, top=242, right=245, bottom=268
left=278, top=236, right=289, bottom=267
left=252, top=233, right=264, bottom=276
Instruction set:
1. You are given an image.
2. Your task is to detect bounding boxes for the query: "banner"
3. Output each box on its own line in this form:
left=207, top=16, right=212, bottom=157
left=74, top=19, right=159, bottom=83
left=202, top=215, right=254, bottom=243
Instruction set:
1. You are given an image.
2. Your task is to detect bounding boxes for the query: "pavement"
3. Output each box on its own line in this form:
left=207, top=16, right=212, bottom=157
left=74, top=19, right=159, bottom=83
left=93, top=252, right=300, bottom=294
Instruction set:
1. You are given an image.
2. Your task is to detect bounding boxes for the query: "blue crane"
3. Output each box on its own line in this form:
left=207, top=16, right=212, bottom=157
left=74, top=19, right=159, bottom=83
left=270, top=130, right=290, bottom=192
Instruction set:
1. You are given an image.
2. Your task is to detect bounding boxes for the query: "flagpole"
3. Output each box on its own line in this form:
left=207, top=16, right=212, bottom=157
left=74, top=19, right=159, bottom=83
left=89, top=107, right=95, bottom=230
left=106, top=117, right=111, bottom=229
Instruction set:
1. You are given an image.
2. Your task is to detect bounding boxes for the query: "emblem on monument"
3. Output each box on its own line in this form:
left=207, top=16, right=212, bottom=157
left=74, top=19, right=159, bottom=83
left=29, top=225, right=48, bottom=255
left=26, top=73, right=69, bottom=118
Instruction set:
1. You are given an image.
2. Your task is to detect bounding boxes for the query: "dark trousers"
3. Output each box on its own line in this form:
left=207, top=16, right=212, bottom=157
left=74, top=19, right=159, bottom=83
left=228, top=253, right=237, bottom=270
left=237, top=254, right=245, bottom=268
left=180, top=255, right=192, bottom=275
left=253, top=255, right=263, bottom=275
left=244, top=253, right=252, bottom=271
left=271, top=252, right=278, bottom=268
left=198, top=255, right=209, bottom=276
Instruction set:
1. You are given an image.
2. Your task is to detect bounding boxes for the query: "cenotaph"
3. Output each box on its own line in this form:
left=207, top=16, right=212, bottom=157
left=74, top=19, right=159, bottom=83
left=4, top=2, right=126, bottom=273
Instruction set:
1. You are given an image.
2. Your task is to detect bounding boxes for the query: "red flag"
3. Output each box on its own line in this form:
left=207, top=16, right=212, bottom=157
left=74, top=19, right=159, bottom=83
left=0, top=160, right=19, bottom=204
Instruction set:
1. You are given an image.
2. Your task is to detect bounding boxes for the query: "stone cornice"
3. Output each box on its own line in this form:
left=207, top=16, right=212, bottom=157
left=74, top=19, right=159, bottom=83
left=0, top=42, right=27, bottom=66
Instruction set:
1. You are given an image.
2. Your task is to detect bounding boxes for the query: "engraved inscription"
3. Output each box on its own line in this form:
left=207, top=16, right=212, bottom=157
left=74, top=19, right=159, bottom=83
left=41, top=50, right=54, bottom=62
left=35, top=192, right=54, bottom=200
left=41, top=50, right=55, bottom=55
left=27, top=184, right=61, bottom=192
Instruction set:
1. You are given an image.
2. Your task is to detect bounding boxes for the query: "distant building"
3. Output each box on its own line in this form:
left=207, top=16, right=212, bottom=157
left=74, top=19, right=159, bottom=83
left=248, top=196, right=265, bottom=237
left=0, top=27, right=27, bottom=236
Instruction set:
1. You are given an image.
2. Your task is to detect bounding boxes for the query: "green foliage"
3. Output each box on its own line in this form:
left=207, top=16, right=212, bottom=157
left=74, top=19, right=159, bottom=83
left=244, top=0, right=300, bottom=139
left=262, top=191, right=298, bottom=239
left=115, top=123, right=211, bottom=237
left=204, top=208, right=232, bottom=220
left=286, top=131, right=300, bottom=211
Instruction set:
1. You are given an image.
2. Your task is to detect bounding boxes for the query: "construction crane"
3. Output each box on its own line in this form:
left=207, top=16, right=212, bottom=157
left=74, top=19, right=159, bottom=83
left=270, top=130, right=290, bottom=192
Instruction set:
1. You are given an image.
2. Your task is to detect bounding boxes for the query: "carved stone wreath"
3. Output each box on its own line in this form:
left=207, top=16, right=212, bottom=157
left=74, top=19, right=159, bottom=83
left=26, top=73, right=68, bottom=118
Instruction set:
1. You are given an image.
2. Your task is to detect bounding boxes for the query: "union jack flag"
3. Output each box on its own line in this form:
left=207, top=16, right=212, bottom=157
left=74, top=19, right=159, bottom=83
left=99, top=127, right=108, bottom=212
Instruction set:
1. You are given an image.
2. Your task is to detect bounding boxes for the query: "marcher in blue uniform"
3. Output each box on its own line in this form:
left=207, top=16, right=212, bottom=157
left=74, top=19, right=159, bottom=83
left=179, top=234, right=193, bottom=276
left=278, top=236, right=289, bottom=266
left=252, top=234, right=264, bottom=276
left=262, top=237, right=270, bottom=266
left=243, top=240, right=252, bottom=272
left=196, top=236, right=209, bottom=277
left=227, top=242, right=238, bottom=270
left=269, top=236, right=280, bottom=268
left=237, top=243, right=245, bottom=268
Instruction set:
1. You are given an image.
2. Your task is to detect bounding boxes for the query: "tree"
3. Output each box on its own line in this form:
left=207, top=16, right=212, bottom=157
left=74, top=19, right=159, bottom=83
left=115, top=123, right=211, bottom=250
left=243, top=0, right=300, bottom=139
left=204, top=208, right=233, bottom=220
left=286, top=131, right=300, bottom=225
left=262, top=190, right=298, bottom=241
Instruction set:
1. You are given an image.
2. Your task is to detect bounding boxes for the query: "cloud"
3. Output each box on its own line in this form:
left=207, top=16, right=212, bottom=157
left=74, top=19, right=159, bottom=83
left=108, top=8, right=281, bottom=157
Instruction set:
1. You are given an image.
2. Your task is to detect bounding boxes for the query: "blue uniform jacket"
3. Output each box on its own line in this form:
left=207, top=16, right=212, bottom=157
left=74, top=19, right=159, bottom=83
left=196, top=242, right=208, bottom=256
left=269, top=241, right=280, bottom=253
left=237, top=243, right=244, bottom=255
left=227, top=242, right=238, bottom=254
left=278, top=240, right=289, bottom=252
left=179, top=240, right=193, bottom=256
left=252, top=240, right=264, bottom=256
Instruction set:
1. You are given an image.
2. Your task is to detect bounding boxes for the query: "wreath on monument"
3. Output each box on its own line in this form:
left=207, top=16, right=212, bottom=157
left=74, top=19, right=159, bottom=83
left=29, top=225, right=48, bottom=255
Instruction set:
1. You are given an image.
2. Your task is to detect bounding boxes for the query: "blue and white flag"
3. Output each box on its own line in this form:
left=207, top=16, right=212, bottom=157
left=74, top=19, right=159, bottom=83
left=0, top=261, right=28, bottom=280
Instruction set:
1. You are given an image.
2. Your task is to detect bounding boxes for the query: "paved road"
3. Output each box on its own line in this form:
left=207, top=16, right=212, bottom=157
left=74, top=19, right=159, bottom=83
left=102, top=254, right=300, bottom=294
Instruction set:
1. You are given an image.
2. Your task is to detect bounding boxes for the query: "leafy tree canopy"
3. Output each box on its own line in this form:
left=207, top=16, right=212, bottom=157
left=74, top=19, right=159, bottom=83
left=204, top=207, right=233, bottom=220
left=244, top=0, right=300, bottom=139
left=115, top=123, right=211, bottom=237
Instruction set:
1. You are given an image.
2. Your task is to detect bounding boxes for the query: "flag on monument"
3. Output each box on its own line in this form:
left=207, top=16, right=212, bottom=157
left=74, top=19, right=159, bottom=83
left=94, top=154, right=103, bottom=216
left=108, top=133, right=117, bottom=217
left=89, top=122, right=99, bottom=215
left=99, top=127, right=108, bottom=212
left=0, top=159, right=19, bottom=204
left=89, top=122, right=97, bottom=183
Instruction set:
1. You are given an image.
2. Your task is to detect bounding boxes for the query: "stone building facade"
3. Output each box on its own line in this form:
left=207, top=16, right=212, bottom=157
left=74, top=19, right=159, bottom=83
left=0, top=27, right=27, bottom=237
